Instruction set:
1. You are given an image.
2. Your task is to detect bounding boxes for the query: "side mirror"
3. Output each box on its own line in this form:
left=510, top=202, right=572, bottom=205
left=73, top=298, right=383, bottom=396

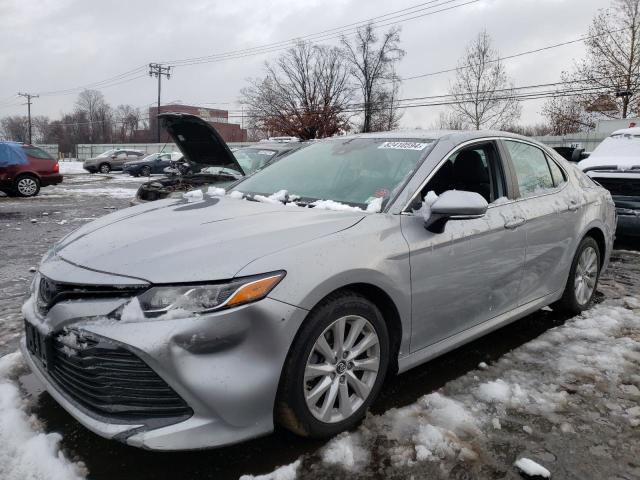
left=422, top=190, right=488, bottom=233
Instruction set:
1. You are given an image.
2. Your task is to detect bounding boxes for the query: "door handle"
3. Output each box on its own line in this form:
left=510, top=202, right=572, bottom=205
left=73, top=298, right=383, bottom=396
left=568, top=200, right=580, bottom=212
left=504, top=216, right=526, bottom=229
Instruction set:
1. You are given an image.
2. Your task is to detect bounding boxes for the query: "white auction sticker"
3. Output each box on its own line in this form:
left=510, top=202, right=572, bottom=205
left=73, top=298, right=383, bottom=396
left=378, top=141, right=430, bottom=150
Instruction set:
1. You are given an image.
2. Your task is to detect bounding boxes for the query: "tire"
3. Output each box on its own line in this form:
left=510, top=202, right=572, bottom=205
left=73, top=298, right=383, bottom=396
left=14, top=175, right=40, bottom=197
left=141, top=166, right=151, bottom=177
left=276, top=291, right=389, bottom=438
left=98, top=163, right=111, bottom=174
left=553, top=236, right=601, bottom=315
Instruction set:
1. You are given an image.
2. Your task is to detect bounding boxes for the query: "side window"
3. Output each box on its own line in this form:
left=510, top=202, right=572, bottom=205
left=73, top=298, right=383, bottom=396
left=546, top=156, right=566, bottom=187
left=23, top=146, right=53, bottom=160
left=420, top=142, right=506, bottom=204
left=505, top=141, right=554, bottom=198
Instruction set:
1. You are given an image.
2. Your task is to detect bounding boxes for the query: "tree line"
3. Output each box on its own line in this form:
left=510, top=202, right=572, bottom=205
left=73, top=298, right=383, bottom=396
left=0, top=90, right=145, bottom=153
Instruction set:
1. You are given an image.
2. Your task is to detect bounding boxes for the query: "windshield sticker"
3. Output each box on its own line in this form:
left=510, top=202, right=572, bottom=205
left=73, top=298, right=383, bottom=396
left=258, top=150, right=276, bottom=156
left=378, top=141, right=430, bottom=151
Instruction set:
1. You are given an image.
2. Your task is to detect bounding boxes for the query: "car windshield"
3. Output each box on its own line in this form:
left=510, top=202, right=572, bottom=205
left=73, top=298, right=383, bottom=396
left=236, top=138, right=433, bottom=208
left=233, top=148, right=278, bottom=174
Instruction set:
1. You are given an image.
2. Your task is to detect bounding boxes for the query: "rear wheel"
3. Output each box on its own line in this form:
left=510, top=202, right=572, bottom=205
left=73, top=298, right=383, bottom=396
left=553, top=236, right=600, bottom=314
left=276, top=291, right=389, bottom=438
left=98, top=163, right=111, bottom=174
left=141, top=166, right=151, bottom=176
left=14, top=175, right=40, bottom=197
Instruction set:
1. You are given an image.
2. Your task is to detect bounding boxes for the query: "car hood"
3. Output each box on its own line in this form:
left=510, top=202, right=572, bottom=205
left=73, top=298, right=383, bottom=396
left=579, top=155, right=640, bottom=172
left=51, top=196, right=364, bottom=283
left=159, top=112, right=244, bottom=174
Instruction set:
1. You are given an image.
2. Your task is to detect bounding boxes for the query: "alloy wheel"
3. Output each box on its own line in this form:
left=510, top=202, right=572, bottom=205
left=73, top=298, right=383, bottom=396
left=574, top=246, right=598, bottom=305
left=304, top=315, right=380, bottom=423
left=99, top=164, right=110, bottom=174
left=141, top=166, right=151, bottom=176
left=17, top=177, right=38, bottom=196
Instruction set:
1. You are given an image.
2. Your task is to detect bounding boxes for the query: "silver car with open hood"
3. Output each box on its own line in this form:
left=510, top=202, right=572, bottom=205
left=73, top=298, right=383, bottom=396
left=22, top=125, right=616, bottom=450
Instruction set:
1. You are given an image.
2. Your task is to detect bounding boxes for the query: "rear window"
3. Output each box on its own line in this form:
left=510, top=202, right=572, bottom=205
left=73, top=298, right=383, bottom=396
left=23, top=147, right=54, bottom=160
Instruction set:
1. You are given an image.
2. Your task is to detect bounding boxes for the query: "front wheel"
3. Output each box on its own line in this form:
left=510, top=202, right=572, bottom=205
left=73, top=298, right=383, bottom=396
left=553, top=236, right=601, bottom=314
left=276, top=292, right=389, bottom=438
left=141, top=166, right=151, bottom=176
left=98, top=163, right=111, bottom=174
left=15, top=175, right=40, bottom=197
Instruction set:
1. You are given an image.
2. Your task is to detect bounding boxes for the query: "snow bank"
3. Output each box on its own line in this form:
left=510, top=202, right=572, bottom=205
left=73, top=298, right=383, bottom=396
left=0, top=352, right=87, bottom=480
left=248, top=296, right=640, bottom=478
left=42, top=187, right=138, bottom=199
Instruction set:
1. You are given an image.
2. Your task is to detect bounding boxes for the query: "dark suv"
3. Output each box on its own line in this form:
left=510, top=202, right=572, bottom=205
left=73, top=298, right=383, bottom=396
left=0, top=143, right=63, bottom=197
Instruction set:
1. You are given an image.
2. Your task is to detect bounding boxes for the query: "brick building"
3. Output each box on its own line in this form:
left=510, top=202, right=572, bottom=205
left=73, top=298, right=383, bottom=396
left=142, top=104, right=247, bottom=143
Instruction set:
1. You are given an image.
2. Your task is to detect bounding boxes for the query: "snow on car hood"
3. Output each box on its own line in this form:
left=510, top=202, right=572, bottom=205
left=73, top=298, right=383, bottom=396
left=51, top=196, right=364, bottom=283
left=579, top=134, right=640, bottom=171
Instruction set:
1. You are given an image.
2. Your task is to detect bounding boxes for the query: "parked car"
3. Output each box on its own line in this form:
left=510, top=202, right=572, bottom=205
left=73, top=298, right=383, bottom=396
left=552, top=146, right=590, bottom=162
left=579, top=127, right=640, bottom=236
left=83, top=148, right=144, bottom=173
left=122, top=152, right=182, bottom=177
left=22, top=128, right=615, bottom=451
left=133, top=115, right=307, bottom=203
left=0, top=142, right=62, bottom=197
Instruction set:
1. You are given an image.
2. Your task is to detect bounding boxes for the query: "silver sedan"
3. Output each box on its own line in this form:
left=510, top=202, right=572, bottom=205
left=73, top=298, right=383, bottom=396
left=22, top=125, right=616, bottom=450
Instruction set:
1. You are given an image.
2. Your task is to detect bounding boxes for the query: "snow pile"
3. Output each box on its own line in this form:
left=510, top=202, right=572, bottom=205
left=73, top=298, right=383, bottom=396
left=238, top=460, right=300, bottom=480
left=514, top=457, right=551, bottom=478
left=206, top=187, right=226, bottom=197
left=311, top=199, right=364, bottom=212
left=42, top=187, right=138, bottom=199
left=415, top=190, right=438, bottom=219
left=228, top=190, right=244, bottom=199
left=321, top=432, right=370, bottom=470
left=255, top=190, right=289, bottom=205
left=183, top=189, right=204, bottom=202
left=0, top=352, right=87, bottom=480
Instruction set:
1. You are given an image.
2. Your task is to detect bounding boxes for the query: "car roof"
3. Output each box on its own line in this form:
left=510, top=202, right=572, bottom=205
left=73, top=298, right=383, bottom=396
left=610, top=127, right=640, bottom=136
left=332, top=129, right=534, bottom=142
left=243, top=142, right=306, bottom=152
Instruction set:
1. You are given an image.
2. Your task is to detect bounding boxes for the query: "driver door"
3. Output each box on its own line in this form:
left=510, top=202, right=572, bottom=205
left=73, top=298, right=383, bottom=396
left=401, top=140, right=527, bottom=352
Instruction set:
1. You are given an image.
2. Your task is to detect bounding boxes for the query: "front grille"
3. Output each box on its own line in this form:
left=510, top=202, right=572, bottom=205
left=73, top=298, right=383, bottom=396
left=31, top=328, right=192, bottom=420
left=594, top=177, right=640, bottom=197
left=36, top=275, right=145, bottom=315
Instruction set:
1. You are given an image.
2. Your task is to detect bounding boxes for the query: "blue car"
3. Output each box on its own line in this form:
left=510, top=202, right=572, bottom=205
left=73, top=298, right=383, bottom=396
left=123, top=152, right=182, bottom=177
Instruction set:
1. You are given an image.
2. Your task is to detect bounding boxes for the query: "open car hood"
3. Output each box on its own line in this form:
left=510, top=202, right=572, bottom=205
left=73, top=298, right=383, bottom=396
left=159, top=113, right=244, bottom=174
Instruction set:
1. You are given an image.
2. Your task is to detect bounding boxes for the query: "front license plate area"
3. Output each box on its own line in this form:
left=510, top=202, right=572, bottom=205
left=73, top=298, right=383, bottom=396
left=25, top=321, right=53, bottom=370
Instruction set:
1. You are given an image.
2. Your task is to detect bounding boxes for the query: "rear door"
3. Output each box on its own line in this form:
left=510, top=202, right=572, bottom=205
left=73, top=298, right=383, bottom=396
left=112, top=151, right=128, bottom=168
left=501, top=139, right=576, bottom=305
left=401, top=140, right=527, bottom=352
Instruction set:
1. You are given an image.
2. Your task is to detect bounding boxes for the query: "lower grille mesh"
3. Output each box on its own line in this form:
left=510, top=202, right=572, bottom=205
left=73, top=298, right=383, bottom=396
left=594, top=177, right=640, bottom=197
left=48, top=333, right=191, bottom=419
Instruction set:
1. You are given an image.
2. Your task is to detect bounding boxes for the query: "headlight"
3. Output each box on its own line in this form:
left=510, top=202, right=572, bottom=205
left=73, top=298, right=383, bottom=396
left=136, top=271, right=285, bottom=316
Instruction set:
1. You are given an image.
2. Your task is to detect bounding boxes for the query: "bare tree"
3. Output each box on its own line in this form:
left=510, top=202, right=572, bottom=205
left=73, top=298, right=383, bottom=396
left=432, top=111, right=465, bottom=130
left=241, top=42, right=352, bottom=139
left=341, top=24, right=405, bottom=132
left=449, top=30, right=521, bottom=130
left=115, top=104, right=142, bottom=142
left=0, top=116, right=29, bottom=142
left=542, top=84, right=598, bottom=134
left=75, top=89, right=112, bottom=142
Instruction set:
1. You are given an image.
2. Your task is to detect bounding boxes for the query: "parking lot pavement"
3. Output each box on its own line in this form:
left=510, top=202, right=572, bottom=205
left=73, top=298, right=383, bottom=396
left=0, top=174, right=638, bottom=480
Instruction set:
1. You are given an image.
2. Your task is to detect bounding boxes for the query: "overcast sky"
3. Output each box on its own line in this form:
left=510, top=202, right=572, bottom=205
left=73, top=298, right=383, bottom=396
left=0, top=0, right=607, bottom=130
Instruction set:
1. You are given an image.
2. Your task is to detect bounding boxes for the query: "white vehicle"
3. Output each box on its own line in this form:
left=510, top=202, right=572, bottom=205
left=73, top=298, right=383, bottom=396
left=579, top=127, right=640, bottom=236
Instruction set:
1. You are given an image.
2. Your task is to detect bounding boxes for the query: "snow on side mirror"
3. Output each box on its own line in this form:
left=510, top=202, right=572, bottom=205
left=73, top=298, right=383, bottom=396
left=423, top=190, right=488, bottom=233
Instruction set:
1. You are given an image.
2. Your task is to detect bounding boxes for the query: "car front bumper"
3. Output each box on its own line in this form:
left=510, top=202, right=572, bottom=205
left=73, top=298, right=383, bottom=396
left=22, top=292, right=308, bottom=450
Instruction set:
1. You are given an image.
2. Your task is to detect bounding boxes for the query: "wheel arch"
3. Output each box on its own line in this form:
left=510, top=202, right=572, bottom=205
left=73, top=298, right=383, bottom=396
left=581, top=225, right=607, bottom=270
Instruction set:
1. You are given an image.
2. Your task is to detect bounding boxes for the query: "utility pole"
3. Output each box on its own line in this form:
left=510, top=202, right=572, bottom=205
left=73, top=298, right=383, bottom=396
left=148, top=63, right=171, bottom=142
left=17, top=92, right=39, bottom=144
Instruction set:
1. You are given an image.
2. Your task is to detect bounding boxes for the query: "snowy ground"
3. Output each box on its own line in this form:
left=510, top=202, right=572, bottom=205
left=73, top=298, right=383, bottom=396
left=0, top=175, right=639, bottom=479
left=58, top=161, right=85, bottom=175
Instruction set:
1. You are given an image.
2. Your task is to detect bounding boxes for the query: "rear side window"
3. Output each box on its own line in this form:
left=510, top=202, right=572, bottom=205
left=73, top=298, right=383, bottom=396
left=505, top=140, right=554, bottom=198
left=546, top=156, right=566, bottom=187
left=23, top=146, right=53, bottom=160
